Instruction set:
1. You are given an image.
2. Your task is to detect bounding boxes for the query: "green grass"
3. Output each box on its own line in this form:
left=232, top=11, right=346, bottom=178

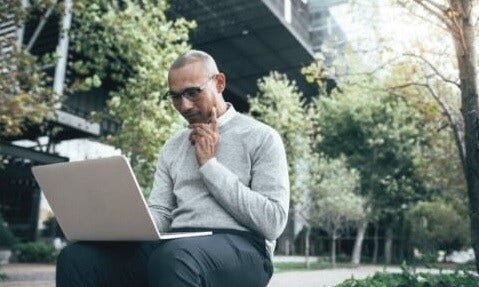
left=273, top=261, right=355, bottom=273
left=273, top=260, right=477, bottom=274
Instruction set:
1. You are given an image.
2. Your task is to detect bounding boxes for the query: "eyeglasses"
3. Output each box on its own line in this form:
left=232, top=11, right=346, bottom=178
left=165, top=74, right=217, bottom=102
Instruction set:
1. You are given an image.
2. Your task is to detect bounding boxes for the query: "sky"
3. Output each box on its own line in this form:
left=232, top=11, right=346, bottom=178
left=329, top=1, right=449, bottom=56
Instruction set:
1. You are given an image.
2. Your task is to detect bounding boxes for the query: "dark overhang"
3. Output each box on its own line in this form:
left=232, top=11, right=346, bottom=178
left=169, top=0, right=317, bottom=111
left=0, top=141, right=68, bottom=164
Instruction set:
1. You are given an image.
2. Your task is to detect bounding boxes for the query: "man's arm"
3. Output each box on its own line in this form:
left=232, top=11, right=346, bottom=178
left=147, top=150, right=176, bottom=231
left=198, top=131, right=290, bottom=240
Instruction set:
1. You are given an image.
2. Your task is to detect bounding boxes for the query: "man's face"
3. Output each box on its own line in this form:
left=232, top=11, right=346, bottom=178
left=168, top=62, right=218, bottom=124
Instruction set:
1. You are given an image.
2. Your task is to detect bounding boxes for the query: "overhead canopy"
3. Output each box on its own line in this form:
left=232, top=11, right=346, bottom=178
left=169, top=0, right=318, bottom=111
left=0, top=141, right=68, bottom=164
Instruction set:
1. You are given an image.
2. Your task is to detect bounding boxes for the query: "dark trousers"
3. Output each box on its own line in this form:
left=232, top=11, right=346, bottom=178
left=56, top=231, right=273, bottom=287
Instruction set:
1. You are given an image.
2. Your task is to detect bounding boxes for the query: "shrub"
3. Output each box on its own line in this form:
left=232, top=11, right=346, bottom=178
left=335, top=267, right=479, bottom=287
left=14, top=242, right=59, bottom=263
left=0, top=214, right=17, bottom=249
left=406, top=200, right=469, bottom=253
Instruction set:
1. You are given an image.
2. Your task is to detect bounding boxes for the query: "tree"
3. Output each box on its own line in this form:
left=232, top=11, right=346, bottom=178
left=249, top=71, right=311, bottom=254
left=341, top=0, right=479, bottom=270
left=303, top=53, right=431, bottom=263
left=249, top=71, right=311, bottom=204
left=406, top=200, right=470, bottom=254
left=69, top=0, right=196, bottom=195
left=0, top=0, right=59, bottom=139
left=394, top=0, right=479, bottom=272
left=308, top=154, right=365, bottom=266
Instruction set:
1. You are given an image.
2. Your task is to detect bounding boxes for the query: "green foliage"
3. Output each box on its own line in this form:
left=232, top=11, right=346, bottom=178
left=305, top=0, right=475, bottom=270
left=308, top=154, right=365, bottom=232
left=305, top=59, right=429, bottom=220
left=249, top=71, right=311, bottom=204
left=335, top=269, right=479, bottom=287
left=406, top=200, right=470, bottom=253
left=0, top=214, right=17, bottom=249
left=0, top=1, right=59, bottom=138
left=306, top=153, right=365, bottom=264
left=70, top=0, right=196, bottom=194
left=14, top=242, right=58, bottom=263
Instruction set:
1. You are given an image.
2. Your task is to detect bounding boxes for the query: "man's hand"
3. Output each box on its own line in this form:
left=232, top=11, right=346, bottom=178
left=189, top=107, right=219, bottom=166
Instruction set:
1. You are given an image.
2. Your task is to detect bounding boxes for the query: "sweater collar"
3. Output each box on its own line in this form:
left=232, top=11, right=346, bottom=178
left=217, top=103, right=236, bottom=127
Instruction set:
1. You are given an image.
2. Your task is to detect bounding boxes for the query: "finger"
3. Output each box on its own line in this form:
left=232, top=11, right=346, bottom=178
left=195, top=136, right=207, bottom=152
left=194, top=138, right=201, bottom=153
left=194, top=129, right=212, bottom=139
left=210, top=107, right=217, bottom=131
left=188, top=123, right=209, bottom=130
left=194, top=124, right=215, bottom=136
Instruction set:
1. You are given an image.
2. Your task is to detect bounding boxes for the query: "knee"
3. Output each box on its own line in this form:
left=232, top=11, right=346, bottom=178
left=56, top=243, right=99, bottom=286
left=148, top=241, right=201, bottom=285
left=148, top=242, right=197, bottom=271
left=57, top=243, right=98, bottom=270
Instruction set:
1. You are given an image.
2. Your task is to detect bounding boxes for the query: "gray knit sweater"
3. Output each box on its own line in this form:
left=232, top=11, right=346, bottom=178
left=147, top=105, right=290, bottom=257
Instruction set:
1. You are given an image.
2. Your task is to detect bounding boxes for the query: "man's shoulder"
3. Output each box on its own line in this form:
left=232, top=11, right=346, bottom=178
left=232, top=114, right=285, bottom=159
left=231, top=113, right=279, bottom=137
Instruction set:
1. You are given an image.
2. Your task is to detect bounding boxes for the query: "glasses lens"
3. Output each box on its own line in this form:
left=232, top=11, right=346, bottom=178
left=167, top=87, right=203, bottom=102
left=166, top=91, right=181, bottom=101
left=183, top=87, right=202, bottom=101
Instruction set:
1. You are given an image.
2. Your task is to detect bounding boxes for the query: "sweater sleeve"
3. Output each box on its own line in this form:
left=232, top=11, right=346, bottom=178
left=147, top=149, right=176, bottom=232
left=198, top=130, right=290, bottom=240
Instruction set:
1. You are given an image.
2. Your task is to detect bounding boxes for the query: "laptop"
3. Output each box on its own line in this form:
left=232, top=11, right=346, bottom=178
left=31, top=155, right=212, bottom=241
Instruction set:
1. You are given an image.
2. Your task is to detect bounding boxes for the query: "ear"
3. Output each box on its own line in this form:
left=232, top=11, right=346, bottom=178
left=215, top=72, right=226, bottom=94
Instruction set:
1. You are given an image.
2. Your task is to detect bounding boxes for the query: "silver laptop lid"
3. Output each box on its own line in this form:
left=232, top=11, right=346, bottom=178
left=32, top=156, right=161, bottom=241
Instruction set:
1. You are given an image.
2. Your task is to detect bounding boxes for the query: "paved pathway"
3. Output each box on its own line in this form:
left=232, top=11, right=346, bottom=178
left=2, top=264, right=55, bottom=287
left=0, top=263, right=465, bottom=287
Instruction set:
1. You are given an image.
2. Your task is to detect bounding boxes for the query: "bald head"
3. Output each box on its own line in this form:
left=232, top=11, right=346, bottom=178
left=169, top=50, right=219, bottom=76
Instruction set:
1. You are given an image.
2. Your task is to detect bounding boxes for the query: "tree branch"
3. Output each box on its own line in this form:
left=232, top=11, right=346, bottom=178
left=387, top=82, right=466, bottom=169
left=395, top=0, right=449, bottom=32
left=338, top=56, right=402, bottom=78
left=411, top=0, right=454, bottom=30
left=422, top=84, right=466, bottom=174
left=422, top=0, right=449, bottom=12
left=402, top=53, right=460, bottom=88
left=405, top=8, right=449, bottom=32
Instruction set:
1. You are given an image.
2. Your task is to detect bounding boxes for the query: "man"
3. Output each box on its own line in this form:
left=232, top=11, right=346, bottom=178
left=56, top=50, right=289, bottom=287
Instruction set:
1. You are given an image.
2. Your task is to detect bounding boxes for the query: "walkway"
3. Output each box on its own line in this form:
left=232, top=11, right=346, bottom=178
left=0, top=263, right=461, bottom=287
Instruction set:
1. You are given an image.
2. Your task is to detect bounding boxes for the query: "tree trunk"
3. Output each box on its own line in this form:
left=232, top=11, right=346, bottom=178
left=384, top=225, right=393, bottom=264
left=287, top=207, right=296, bottom=255
left=305, top=225, right=311, bottom=268
left=373, top=222, right=379, bottom=264
left=450, top=0, right=479, bottom=272
left=276, top=207, right=296, bottom=255
left=331, top=228, right=337, bottom=267
left=352, top=220, right=368, bottom=265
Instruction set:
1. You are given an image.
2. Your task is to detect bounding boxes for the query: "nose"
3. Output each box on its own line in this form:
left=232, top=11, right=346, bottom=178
left=176, top=96, right=195, bottom=113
